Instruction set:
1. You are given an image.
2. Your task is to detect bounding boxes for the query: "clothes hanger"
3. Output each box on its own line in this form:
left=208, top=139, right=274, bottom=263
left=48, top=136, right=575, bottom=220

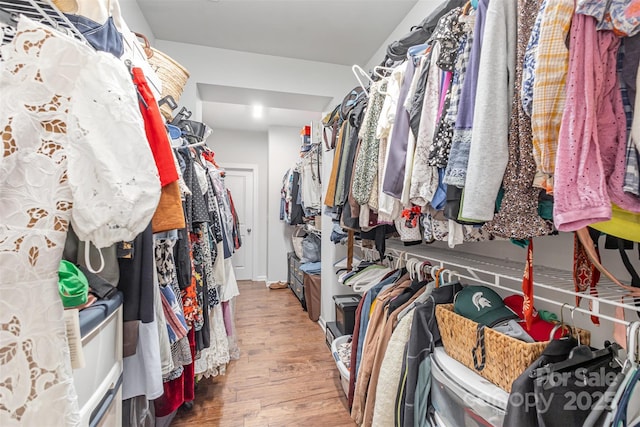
left=373, top=65, right=395, bottom=79
left=351, top=64, right=372, bottom=97
left=0, top=7, right=18, bottom=27
left=166, top=124, right=182, bottom=140
left=419, top=261, right=432, bottom=283
left=397, top=276, right=438, bottom=321
left=406, top=258, right=417, bottom=281
left=444, top=269, right=459, bottom=284
left=534, top=342, right=621, bottom=377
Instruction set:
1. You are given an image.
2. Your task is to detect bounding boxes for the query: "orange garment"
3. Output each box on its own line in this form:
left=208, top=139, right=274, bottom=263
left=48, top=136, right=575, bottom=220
left=152, top=180, right=186, bottom=233
left=324, top=121, right=347, bottom=207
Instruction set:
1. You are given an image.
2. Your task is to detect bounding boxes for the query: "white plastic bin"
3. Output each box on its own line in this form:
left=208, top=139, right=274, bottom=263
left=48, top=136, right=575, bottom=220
left=331, top=335, right=351, bottom=397
left=431, top=347, right=508, bottom=426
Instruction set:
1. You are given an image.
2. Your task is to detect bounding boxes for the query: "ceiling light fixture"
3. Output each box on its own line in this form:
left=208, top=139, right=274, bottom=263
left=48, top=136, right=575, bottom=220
left=252, top=105, right=264, bottom=119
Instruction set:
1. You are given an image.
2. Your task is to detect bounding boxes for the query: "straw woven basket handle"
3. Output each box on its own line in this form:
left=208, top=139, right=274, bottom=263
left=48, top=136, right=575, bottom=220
left=133, top=32, right=154, bottom=59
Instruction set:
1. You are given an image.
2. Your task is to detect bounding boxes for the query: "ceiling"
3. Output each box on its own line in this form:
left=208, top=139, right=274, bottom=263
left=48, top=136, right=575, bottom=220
left=136, top=0, right=418, bottom=131
left=198, top=83, right=332, bottom=131
left=136, top=0, right=418, bottom=66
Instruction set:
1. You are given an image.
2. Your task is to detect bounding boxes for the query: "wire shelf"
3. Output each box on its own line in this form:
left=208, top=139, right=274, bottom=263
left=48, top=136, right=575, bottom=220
left=376, top=239, right=640, bottom=326
left=0, top=0, right=86, bottom=44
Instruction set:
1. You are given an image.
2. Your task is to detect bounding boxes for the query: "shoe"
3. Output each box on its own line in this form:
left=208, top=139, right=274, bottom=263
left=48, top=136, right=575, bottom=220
left=268, top=281, right=288, bottom=290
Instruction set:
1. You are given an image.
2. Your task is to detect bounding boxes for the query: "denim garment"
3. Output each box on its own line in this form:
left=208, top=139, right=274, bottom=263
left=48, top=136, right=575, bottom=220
left=66, top=14, right=124, bottom=57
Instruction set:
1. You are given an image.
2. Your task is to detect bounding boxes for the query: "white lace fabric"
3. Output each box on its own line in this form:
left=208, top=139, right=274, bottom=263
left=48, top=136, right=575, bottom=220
left=0, top=17, right=160, bottom=425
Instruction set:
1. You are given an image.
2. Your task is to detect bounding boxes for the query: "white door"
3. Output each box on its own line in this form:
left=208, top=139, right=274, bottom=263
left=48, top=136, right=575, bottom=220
left=224, top=167, right=255, bottom=281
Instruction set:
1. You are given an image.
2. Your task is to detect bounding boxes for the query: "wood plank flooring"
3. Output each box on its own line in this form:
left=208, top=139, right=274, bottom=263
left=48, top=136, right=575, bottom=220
left=171, top=281, right=355, bottom=427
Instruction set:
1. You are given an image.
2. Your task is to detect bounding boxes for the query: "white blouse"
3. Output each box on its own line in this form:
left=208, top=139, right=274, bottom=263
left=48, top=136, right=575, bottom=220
left=0, top=17, right=160, bottom=425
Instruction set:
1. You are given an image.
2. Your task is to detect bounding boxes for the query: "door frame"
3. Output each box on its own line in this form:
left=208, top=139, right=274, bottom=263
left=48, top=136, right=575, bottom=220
left=220, top=163, right=260, bottom=281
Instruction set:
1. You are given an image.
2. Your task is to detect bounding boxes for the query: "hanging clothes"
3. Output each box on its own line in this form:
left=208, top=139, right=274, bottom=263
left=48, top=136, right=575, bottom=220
left=460, top=0, right=518, bottom=222
left=371, top=310, right=416, bottom=427
left=0, top=16, right=161, bottom=425
left=443, top=0, right=490, bottom=188
left=382, top=57, right=417, bottom=199
left=486, top=0, right=553, bottom=239
left=530, top=0, right=575, bottom=193
left=353, top=81, right=388, bottom=206
left=554, top=13, right=640, bottom=232
left=410, top=45, right=441, bottom=208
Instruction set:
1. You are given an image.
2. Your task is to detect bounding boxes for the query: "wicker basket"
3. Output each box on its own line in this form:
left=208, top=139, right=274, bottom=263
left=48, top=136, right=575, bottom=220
left=435, top=304, right=591, bottom=392
left=146, top=45, right=190, bottom=120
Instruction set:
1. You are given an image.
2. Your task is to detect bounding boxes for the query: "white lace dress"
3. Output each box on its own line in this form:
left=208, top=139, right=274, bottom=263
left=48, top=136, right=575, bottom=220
left=0, top=17, right=160, bottom=426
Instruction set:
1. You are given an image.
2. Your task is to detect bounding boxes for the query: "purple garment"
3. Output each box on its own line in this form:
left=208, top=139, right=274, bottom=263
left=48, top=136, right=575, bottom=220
left=222, top=300, right=233, bottom=337
left=455, top=0, right=489, bottom=130
left=382, top=58, right=417, bottom=199
left=443, top=0, right=490, bottom=187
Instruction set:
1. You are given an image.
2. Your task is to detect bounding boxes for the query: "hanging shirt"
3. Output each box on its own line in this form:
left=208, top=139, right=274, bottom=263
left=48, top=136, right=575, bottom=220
left=443, top=0, right=490, bottom=188
left=521, top=0, right=548, bottom=117
left=461, top=0, right=518, bottom=222
left=383, top=59, right=417, bottom=199
left=576, top=0, right=640, bottom=37
left=554, top=14, right=640, bottom=232
left=530, top=0, right=575, bottom=193
left=377, top=63, right=407, bottom=221
left=353, top=81, right=387, bottom=205
left=410, top=45, right=441, bottom=208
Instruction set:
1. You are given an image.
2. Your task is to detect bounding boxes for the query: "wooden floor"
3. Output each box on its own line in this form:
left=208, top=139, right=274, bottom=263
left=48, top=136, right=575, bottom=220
left=171, top=281, right=355, bottom=427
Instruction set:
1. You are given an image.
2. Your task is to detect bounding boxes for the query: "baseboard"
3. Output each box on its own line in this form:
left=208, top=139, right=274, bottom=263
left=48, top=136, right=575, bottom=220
left=255, top=275, right=267, bottom=283
left=318, top=316, right=326, bottom=332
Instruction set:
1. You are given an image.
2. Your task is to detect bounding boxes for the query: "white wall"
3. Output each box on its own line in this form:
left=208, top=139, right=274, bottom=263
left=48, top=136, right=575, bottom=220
left=363, top=0, right=442, bottom=73
left=118, top=0, right=156, bottom=43
left=267, top=127, right=304, bottom=282
left=208, top=129, right=269, bottom=281
left=153, top=39, right=357, bottom=124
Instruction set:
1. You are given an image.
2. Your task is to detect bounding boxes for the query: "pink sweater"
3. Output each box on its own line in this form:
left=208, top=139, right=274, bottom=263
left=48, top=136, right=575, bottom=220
left=553, top=13, right=640, bottom=232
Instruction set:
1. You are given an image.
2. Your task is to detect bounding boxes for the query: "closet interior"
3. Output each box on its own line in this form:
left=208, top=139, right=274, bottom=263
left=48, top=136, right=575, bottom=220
left=2, top=0, right=640, bottom=426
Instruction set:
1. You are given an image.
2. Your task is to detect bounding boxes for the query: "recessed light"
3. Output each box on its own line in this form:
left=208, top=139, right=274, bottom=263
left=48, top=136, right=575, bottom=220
left=252, top=105, right=264, bottom=119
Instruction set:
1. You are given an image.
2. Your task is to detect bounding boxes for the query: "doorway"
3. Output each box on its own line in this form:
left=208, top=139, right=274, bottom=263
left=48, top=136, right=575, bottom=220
left=222, top=164, right=258, bottom=281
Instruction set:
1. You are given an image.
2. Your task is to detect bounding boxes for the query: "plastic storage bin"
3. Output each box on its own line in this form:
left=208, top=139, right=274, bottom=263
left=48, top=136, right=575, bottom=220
left=331, top=335, right=351, bottom=398
left=333, top=294, right=361, bottom=335
left=431, top=347, right=508, bottom=427
left=325, top=321, right=344, bottom=349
